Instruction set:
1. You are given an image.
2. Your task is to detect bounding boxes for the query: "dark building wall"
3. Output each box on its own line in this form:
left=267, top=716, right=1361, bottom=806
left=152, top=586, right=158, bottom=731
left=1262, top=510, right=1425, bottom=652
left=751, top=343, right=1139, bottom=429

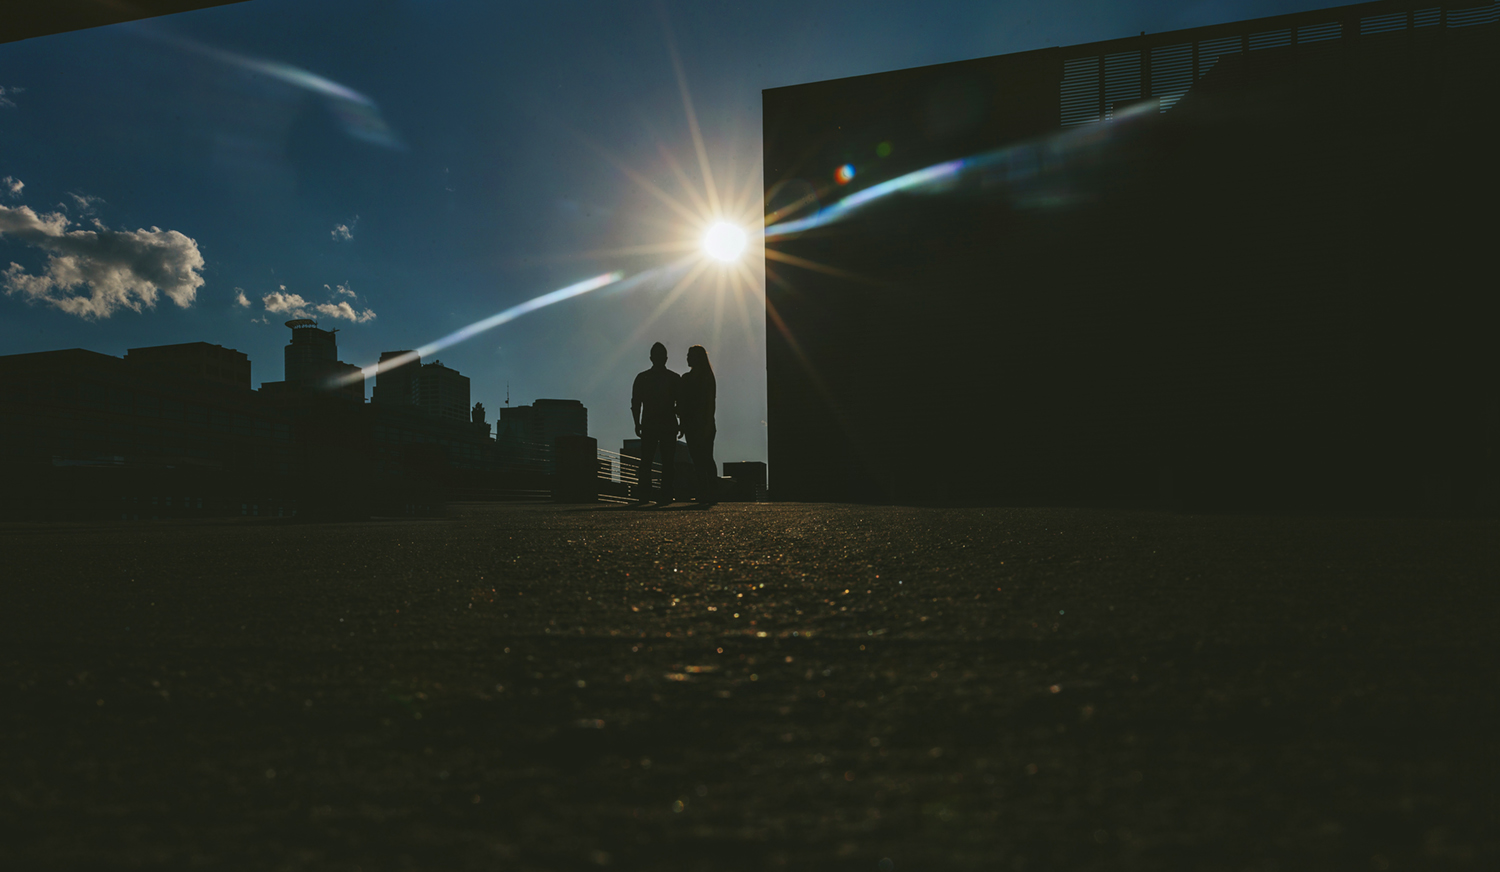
left=496, top=404, right=536, bottom=438
left=496, top=404, right=544, bottom=473
left=373, top=351, right=419, bottom=406
left=533, top=399, right=588, bottom=444
left=370, top=403, right=493, bottom=476
left=124, top=342, right=252, bottom=391
left=284, top=321, right=338, bottom=385
left=415, top=362, right=470, bottom=425
left=763, top=1, right=1499, bottom=511
left=0, top=345, right=500, bottom=519
left=722, top=461, right=768, bottom=501
left=263, top=320, right=364, bottom=402
left=0, top=348, right=295, bottom=518
left=496, top=399, right=589, bottom=473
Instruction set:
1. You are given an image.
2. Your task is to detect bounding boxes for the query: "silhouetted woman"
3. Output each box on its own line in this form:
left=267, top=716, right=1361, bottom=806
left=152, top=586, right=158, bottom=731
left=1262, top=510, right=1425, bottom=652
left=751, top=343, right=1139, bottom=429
left=678, top=345, right=717, bottom=504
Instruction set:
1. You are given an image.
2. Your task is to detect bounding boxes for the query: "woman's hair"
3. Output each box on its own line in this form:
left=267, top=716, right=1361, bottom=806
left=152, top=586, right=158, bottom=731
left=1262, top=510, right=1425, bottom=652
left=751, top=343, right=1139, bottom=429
left=687, top=344, right=712, bottom=371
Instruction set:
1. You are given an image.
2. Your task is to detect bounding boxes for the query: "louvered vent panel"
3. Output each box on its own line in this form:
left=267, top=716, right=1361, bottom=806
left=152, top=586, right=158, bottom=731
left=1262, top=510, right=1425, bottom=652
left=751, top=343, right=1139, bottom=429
left=1197, top=36, right=1243, bottom=78
left=1060, top=56, right=1101, bottom=126
left=1297, top=22, right=1344, bottom=43
left=1249, top=29, right=1292, bottom=50
left=1059, top=4, right=1495, bottom=125
left=1103, top=51, right=1142, bottom=118
left=1150, top=43, right=1193, bottom=111
left=1361, top=13, right=1409, bottom=34
left=1447, top=4, right=1500, bottom=27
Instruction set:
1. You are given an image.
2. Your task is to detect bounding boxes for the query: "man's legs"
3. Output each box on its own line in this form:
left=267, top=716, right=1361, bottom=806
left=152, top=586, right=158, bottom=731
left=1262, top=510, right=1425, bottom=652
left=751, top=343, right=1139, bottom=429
left=642, top=431, right=675, bottom=502
left=657, top=433, right=676, bottom=502
left=635, top=434, right=658, bottom=502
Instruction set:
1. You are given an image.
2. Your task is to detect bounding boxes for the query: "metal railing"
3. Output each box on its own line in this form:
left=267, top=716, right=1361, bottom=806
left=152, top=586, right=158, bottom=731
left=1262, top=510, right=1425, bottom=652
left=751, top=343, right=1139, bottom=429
left=595, top=447, right=655, bottom=504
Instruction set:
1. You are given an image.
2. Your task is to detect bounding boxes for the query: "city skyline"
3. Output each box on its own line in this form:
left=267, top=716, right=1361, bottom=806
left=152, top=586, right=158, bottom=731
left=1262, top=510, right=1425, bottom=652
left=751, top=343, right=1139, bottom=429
left=0, top=1, right=1364, bottom=465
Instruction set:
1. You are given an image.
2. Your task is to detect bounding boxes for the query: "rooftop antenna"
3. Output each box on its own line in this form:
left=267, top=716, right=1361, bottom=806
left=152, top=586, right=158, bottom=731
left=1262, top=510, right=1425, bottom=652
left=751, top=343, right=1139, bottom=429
left=505, top=382, right=510, bottom=407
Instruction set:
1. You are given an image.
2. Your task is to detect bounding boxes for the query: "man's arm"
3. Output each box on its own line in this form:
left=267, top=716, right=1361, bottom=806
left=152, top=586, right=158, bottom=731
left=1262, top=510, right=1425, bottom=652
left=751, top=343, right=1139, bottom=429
left=627, top=369, right=645, bottom=435
left=631, top=373, right=643, bottom=437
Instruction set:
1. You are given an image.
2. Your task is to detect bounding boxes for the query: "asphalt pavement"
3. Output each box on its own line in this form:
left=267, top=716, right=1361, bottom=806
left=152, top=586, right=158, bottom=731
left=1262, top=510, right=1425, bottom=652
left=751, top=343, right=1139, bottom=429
left=1, top=502, right=1494, bottom=870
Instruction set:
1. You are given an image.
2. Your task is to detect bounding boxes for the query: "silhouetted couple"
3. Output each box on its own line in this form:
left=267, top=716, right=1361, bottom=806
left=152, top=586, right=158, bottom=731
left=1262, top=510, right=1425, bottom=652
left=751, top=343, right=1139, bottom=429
left=630, top=341, right=715, bottom=506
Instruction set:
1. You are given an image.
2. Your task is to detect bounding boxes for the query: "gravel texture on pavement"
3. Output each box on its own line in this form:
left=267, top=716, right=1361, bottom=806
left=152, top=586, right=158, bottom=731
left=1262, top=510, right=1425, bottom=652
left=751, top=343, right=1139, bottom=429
left=1, top=502, right=1494, bottom=871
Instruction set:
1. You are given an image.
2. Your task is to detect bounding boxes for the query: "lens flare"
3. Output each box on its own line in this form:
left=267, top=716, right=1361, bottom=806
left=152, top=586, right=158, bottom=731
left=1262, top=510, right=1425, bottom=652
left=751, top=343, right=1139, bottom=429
left=132, top=27, right=404, bottom=149
left=702, top=221, right=747, bottom=262
left=835, top=163, right=856, bottom=184
left=765, top=99, right=1162, bottom=240
left=339, top=271, right=623, bottom=386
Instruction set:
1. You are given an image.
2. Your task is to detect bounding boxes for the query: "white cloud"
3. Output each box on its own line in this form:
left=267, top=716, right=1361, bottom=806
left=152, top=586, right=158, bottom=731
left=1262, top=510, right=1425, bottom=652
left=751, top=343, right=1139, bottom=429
left=334, top=282, right=355, bottom=298
left=315, top=300, right=375, bottom=322
left=0, top=86, right=19, bottom=109
left=1, top=176, right=21, bottom=198
left=234, top=288, right=250, bottom=307
left=262, top=290, right=309, bottom=314
left=0, top=203, right=204, bottom=318
left=66, top=192, right=105, bottom=214
left=331, top=215, right=358, bottom=241
left=261, top=288, right=374, bottom=322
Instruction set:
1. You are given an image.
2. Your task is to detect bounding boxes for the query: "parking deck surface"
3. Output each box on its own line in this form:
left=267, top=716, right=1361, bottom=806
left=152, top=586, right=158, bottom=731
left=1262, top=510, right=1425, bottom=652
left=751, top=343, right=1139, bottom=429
left=2, top=502, right=1494, bottom=870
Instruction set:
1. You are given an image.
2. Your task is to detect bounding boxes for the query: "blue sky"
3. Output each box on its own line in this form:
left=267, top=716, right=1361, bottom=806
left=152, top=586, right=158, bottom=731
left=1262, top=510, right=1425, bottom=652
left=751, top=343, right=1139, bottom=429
left=0, top=0, right=1349, bottom=465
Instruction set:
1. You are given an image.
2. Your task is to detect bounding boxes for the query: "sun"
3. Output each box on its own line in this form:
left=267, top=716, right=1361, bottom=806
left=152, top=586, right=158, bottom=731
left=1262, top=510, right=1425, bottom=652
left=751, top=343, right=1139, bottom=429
left=702, top=221, right=748, bottom=263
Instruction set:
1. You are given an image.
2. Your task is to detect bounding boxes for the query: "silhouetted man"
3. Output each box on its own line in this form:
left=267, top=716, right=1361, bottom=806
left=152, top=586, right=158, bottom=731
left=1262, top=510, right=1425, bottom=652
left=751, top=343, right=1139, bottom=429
left=631, top=342, right=680, bottom=504
left=678, top=344, right=717, bottom=504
